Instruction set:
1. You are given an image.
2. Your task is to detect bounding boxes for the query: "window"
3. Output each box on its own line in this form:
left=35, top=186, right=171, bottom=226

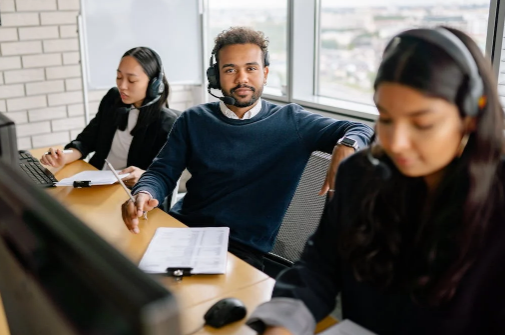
left=318, top=0, right=491, bottom=105
left=207, top=0, right=288, bottom=96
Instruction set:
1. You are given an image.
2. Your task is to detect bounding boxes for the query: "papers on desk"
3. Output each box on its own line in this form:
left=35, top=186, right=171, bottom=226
left=138, top=227, right=229, bottom=275
left=54, top=170, right=129, bottom=186
left=319, top=320, right=377, bottom=335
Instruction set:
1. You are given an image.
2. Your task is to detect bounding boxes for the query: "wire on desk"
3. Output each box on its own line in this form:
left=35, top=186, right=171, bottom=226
left=184, top=323, right=205, bottom=335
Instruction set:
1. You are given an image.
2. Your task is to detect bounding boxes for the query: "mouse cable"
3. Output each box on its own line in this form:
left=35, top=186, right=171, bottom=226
left=184, top=323, right=205, bottom=335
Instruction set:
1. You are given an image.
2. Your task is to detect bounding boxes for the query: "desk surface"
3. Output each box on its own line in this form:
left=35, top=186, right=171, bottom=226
left=0, top=148, right=336, bottom=335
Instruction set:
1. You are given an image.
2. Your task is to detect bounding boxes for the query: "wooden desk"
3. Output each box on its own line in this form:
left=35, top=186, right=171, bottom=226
left=0, top=148, right=336, bottom=334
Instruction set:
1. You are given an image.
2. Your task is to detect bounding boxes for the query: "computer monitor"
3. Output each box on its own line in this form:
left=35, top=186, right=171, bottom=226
left=0, top=159, right=181, bottom=335
left=0, top=112, right=18, bottom=166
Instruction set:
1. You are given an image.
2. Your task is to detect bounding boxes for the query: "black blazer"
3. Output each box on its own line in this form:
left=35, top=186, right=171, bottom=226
left=65, top=87, right=180, bottom=170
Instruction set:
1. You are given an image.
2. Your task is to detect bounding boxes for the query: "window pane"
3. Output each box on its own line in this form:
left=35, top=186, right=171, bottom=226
left=318, top=1, right=490, bottom=105
left=207, top=0, right=288, bottom=96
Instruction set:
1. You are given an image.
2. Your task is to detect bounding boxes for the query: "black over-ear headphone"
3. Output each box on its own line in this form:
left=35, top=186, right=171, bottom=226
left=206, top=50, right=270, bottom=90
left=384, top=27, right=484, bottom=117
left=144, top=47, right=165, bottom=101
left=369, top=27, right=485, bottom=180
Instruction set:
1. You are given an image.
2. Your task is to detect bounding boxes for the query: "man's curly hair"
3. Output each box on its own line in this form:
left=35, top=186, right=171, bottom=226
left=212, top=27, right=269, bottom=66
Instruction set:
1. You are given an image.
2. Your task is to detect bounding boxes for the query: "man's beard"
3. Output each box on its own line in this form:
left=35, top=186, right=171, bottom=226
left=224, top=84, right=263, bottom=107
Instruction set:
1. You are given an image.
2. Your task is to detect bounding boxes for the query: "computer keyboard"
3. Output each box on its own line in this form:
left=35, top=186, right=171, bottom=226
left=18, top=151, right=58, bottom=187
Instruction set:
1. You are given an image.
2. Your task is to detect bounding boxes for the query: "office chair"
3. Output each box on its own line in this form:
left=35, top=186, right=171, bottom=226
left=264, top=151, right=331, bottom=278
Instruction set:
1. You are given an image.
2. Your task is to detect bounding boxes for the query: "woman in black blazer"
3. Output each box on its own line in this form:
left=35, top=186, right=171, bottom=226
left=40, top=47, right=180, bottom=187
left=248, top=27, right=505, bottom=335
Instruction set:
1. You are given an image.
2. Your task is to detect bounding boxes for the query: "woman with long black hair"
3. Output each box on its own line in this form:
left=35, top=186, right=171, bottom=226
left=248, top=27, right=505, bottom=335
left=40, top=47, right=180, bottom=187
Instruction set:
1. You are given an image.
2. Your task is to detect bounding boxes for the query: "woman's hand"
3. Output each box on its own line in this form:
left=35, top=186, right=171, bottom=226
left=119, top=166, right=145, bottom=187
left=40, top=148, right=67, bottom=168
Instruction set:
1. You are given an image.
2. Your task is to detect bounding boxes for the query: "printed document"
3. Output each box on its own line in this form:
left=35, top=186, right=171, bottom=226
left=55, top=170, right=129, bottom=186
left=138, top=227, right=229, bottom=275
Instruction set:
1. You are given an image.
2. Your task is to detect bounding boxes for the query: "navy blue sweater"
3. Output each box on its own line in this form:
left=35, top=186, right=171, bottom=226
left=132, top=100, right=373, bottom=253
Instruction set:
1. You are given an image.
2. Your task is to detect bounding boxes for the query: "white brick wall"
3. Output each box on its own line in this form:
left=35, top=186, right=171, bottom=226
left=16, top=0, right=57, bottom=12
left=2, top=13, right=40, bottom=27
left=46, top=64, right=80, bottom=79
left=19, top=26, right=59, bottom=41
left=4, top=68, right=45, bottom=84
left=62, top=51, right=78, bottom=64
left=28, top=106, right=66, bottom=122
left=1, top=41, right=43, bottom=55
left=0, top=0, right=196, bottom=150
left=26, top=80, right=64, bottom=95
left=0, top=56, right=21, bottom=70
left=2, top=0, right=16, bottom=12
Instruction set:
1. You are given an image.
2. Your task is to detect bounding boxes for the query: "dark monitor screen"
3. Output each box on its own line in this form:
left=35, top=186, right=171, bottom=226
left=0, top=159, right=180, bottom=335
left=0, top=112, right=18, bottom=166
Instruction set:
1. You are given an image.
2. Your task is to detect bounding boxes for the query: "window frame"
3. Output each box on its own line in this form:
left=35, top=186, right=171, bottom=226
left=203, top=0, right=503, bottom=122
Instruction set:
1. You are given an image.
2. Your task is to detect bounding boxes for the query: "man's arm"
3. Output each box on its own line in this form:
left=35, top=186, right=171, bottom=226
left=131, top=116, right=189, bottom=204
left=123, top=116, right=189, bottom=233
left=294, top=108, right=374, bottom=195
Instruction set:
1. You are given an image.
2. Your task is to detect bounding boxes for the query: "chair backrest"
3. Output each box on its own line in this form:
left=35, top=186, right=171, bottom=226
left=270, top=151, right=331, bottom=263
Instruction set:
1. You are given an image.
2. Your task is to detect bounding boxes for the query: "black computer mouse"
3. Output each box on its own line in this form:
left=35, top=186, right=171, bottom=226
left=203, top=297, right=247, bottom=328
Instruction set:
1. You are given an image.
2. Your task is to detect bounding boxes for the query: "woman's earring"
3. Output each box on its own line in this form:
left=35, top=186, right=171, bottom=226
left=263, top=82, right=267, bottom=86
left=458, top=133, right=470, bottom=157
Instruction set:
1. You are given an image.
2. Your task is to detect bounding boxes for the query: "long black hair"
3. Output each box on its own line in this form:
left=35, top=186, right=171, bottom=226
left=117, top=47, right=170, bottom=135
left=340, top=27, right=504, bottom=305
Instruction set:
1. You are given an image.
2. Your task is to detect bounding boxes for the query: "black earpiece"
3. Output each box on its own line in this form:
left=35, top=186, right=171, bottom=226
left=144, top=47, right=165, bottom=101
left=383, top=27, right=484, bottom=117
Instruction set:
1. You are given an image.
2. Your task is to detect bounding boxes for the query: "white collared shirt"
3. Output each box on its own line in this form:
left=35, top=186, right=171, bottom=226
left=219, top=98, right=262, bottom=120
left=103, top=107, right=139, bottom=170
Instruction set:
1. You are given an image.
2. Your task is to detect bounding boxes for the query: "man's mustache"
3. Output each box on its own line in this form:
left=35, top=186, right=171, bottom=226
left=231, top=85, right=256, bottom=93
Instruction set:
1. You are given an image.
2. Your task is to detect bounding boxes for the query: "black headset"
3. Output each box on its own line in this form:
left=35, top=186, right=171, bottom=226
left=383, top=27, right=484, bottom=117
left=369, top=27, right=485, bottom=180
left=206, top=49, right=270, bottom=90
left=144, top=47, right=165, bottom=102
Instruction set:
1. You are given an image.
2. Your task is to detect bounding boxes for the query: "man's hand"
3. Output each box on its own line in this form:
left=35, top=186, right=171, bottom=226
left=120, top=166, right=145, bottom=188
left=263, top=326, right=293, bottom=335
left=319, top=144, right=356, bottom=198
left=121, top=193, right=159, bottom=234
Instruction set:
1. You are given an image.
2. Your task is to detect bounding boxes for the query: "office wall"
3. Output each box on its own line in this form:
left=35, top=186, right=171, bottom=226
left=0, top=0, right=196, bottom=150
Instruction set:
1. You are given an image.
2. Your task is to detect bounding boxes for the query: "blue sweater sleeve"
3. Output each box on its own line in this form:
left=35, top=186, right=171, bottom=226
left=293, top=106, right=373, bottom=153
left=271, top=157, right=353, bottom=321
left=132, top=115, right=188, bottom=203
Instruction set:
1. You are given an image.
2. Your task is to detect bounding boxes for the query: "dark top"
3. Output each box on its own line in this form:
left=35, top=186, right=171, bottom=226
left=65, top=87, right=180, bottom=170
left=132, top=100, right=373, bottom=253
left=270, top=152, right=505, bottom=334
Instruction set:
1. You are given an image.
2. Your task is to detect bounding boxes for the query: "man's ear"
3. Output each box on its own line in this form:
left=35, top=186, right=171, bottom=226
left=263, top=65, right=269, bottom=83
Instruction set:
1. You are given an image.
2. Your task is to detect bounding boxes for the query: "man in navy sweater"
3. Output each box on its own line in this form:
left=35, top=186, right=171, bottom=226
left=122, top=27, right=373, bottom=270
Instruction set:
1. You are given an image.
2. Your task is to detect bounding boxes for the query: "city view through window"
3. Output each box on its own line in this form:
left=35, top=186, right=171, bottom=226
left=319, top=0, right=490, bottom=104
left=208, top=1, right=491, bottom=102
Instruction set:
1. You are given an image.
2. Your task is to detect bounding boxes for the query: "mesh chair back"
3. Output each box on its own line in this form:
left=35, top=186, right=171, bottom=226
left=271, top=151, right=331, bottom=263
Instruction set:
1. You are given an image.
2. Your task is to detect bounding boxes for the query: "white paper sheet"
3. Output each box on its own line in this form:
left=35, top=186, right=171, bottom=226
left=319, top=320, right=377, bottom=335
left=54, top=170, right=129, bottom=186
left=138, top=227, right=230, bottom=275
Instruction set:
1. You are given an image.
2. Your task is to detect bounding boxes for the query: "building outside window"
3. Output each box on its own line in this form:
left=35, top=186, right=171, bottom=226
left=318, top=0, right=491, bottom=105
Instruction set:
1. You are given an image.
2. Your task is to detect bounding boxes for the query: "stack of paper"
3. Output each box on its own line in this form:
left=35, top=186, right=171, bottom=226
left=138, top=227, right=230, bottom=275
left=55, top=170, right=129, bottom=187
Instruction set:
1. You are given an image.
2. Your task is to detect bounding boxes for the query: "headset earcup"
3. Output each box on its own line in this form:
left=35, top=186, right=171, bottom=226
left=206, top=65, right=220, bottom=89
left=146, top=77, right=159, bottom=100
